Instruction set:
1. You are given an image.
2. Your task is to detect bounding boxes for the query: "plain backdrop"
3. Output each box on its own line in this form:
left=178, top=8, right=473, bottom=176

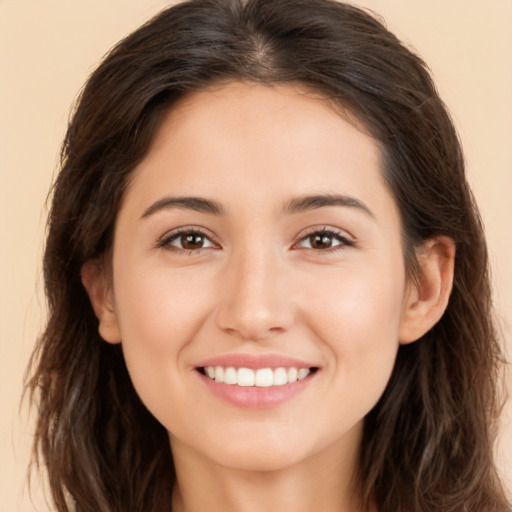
left=1, top=1, right=511, bottom=510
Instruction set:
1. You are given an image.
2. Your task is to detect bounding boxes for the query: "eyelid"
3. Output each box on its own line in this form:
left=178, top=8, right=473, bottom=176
left=292, top=225, right=355, bottom=251
left=157, top=225, right=221, bottom=251
left=155, top=224, right=354, bottom=253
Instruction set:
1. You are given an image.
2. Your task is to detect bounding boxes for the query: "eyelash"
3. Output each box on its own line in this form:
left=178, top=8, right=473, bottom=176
left=294, top=227, right=355, bottom=254
left=157, top=227, right=219, bottom=253
left=156, top=226, right=354, bottom=254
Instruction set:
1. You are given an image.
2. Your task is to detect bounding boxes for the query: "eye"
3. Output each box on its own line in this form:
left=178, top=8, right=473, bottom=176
left=158, top=228, right=219, bottom=252
left=295, top=227, right=354, bottom=251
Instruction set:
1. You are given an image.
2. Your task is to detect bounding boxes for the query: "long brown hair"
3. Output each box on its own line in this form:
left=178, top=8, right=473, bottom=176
left=26, top=0, right=509, bottom=510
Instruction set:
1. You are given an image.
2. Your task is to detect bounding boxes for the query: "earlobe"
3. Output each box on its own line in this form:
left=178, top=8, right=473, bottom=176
left=399, top=236, right=455, bottom=344
left=81, top=260, right=122, bottom=344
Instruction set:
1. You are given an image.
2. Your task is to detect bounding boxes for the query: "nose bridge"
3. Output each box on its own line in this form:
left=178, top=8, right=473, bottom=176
left=216, top=242, right=293, bottom=339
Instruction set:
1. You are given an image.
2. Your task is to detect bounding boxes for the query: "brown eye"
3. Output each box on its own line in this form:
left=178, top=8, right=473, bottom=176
left=159, top=229, right=217, bottom=251
left=181, top=233, right=206, bottom=250
left=309, top=233, right=334, bottom=249
left=295, top=228, right=353, bottom=251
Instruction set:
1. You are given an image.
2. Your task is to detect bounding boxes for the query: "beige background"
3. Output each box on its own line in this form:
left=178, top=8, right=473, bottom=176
left=1, top=1, right=511, bottom=510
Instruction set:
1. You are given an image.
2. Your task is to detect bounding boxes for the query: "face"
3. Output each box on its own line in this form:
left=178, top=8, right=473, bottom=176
left=95, top=82, right=416, bottom=473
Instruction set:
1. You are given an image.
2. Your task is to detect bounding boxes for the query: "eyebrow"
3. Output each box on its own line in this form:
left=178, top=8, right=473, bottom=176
left=140, top=193, right=374, bottom=220
left=141, top=196, right=224, bottom=218
left=284, top=194, right=375, bottom=218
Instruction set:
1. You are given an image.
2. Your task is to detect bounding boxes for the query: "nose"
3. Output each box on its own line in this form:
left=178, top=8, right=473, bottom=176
left=215, top=247, right=294, bottom=341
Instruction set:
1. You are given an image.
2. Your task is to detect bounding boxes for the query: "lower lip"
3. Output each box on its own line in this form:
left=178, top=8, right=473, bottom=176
left=197, top=371, right=315, bottom=409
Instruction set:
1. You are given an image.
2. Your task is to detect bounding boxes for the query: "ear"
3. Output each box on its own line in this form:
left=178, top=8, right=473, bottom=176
left=81, top=260, right=121, bottom=344
left=399, top=236, right=455, bottom=344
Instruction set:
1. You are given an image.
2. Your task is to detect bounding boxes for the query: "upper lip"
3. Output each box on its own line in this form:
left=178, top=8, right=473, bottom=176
left=196, top=353, right=319, bottom=370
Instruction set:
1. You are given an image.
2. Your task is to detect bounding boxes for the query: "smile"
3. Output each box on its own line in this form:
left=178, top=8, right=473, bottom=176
left=201, top=366, right=313, bottom=387
left=195, top=354, right=319, bottom=408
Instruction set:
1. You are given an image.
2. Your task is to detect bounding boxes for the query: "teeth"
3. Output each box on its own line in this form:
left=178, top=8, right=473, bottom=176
left=237, top=367, right=255, bottom=387
left=273, top=367, right=288, bottom=386
left=203, top=366, right=312, bottom=386
left=255, top=368, right=273, bottom=387
left=298, top=368, right=310, bottom=380
left=224, top=367, right=237, bottom=385
left=287, top=367, right=298, bottom=383
left=214, top=366, right=224, bottom=382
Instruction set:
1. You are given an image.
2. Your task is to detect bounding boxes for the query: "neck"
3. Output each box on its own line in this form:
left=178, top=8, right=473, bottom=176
left=170, top=425, right=368, bottom=512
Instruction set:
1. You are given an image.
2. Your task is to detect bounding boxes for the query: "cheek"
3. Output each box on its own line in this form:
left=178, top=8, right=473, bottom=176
left=304, top=257, right=406, bottom=334
left=111, top=266, right=216, bottom=409
left=114, top=265, right=215, bottom=347
left=302, top=263, right=405, bottom=401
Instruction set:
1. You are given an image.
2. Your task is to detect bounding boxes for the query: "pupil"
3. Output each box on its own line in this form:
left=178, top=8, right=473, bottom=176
left=182, top=233, right=203, bottom=249
left=311, top=234, right=332, bottom=249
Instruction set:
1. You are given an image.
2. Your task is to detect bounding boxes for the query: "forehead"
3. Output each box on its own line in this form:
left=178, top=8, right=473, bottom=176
left=121, top=81, right=396, bottom=221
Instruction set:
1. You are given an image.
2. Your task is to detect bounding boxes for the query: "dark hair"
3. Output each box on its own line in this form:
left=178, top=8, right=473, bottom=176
left=26, top=0, right=509, bottom=510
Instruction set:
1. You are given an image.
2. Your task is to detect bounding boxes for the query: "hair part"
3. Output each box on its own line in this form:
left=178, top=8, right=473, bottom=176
left=26, top=0, right=509, bottom=510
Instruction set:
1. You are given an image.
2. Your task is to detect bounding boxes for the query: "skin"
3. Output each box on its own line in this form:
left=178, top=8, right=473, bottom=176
left=83, top=81, right=455, bottom=512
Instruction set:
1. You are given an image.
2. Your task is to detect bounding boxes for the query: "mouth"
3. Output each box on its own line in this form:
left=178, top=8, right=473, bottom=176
left=197, top=366, right=319, bottom=387
left=194, top=354, right=320, bottom=408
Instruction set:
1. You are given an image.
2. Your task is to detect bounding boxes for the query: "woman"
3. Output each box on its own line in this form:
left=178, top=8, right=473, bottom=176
left=26, top=0, right=509, bottom=510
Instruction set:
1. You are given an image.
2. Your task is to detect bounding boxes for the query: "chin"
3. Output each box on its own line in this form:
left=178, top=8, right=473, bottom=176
left=169, top=423, right=319, bottom=473
left=207, top=445, right=310, bottom=473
